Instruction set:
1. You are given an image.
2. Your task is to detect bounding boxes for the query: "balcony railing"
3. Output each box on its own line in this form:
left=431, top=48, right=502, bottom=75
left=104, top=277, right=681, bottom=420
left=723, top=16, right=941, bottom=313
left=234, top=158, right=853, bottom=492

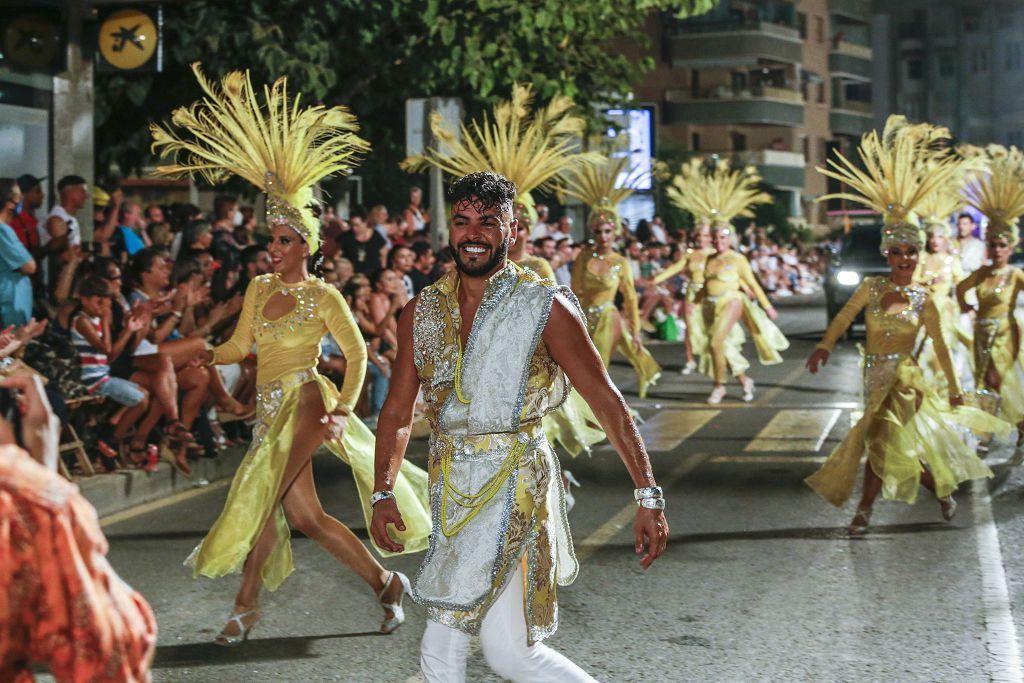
left=829, top=0, right=871, bottom=23
left=665, top=21, right=802, bottom=68
left=700, top=150, right=807, bottom=189
left=831, top=108, right=874, bottom=136
left=832, top=41, right=872, bottom=59
left=665, top=94, right=805, bottom=127
left=666, top=85, right=804, bottom=103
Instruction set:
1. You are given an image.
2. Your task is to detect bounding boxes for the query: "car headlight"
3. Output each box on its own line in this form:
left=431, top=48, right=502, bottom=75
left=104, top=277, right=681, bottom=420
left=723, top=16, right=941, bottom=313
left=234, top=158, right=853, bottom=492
left=835, top=270, right=861, bottom=287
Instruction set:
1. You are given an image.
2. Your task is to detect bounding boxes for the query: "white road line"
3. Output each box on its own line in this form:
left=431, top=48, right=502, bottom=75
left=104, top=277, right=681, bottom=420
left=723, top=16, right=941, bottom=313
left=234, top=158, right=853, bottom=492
left=744, top=408, right=841, bottom=452
left=972, top=479, right=1024, bottom=683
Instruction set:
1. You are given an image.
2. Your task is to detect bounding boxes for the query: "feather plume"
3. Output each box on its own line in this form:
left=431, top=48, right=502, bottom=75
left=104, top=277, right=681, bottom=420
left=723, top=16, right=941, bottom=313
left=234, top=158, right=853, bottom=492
left=149, top=62, right=369, bottom=251
left=817, top=115, right=959, bottom=226
left=561, top=155, right=645, bottom=228
left=960, top=144, right=1024, bottom=237
left=665, top=158, right=771, bottom=224
left=401, top=83, right=599, bottom=201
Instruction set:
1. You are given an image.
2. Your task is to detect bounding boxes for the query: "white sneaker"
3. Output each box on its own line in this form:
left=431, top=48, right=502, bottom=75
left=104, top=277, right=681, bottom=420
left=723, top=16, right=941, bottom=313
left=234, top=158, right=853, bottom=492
left=681, top=360, right=697, bottom=375
left=562, top=470, right=581, bottom=513
left=706, top=386, right=726, bottom=404
left=741, top=378, right=755, bottom=402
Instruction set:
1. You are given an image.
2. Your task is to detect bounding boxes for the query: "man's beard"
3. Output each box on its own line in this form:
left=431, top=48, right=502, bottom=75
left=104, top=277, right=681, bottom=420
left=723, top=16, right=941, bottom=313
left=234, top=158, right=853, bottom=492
left=452, top=239, right=508, bottom=277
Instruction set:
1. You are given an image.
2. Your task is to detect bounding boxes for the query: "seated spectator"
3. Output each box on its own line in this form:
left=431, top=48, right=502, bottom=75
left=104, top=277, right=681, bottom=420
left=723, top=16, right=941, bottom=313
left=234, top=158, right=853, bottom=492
left=10, top=173, right=44, bottom=254
left=338, top=209, right=387, bottom=275
left=403, top=186, right=430, bottom=235
left=409, top=242, right=436, bottom=293
left=0, top=372, right=156, bottom=682
left=110, top=200, right=151, bottom=262
left=388, top=244, right=416, bottom=298
left=72, top=276, right=158, bottom=470
left=0, top=178, right=36, bottom=326
left=368, top=268, right=409, bottom=346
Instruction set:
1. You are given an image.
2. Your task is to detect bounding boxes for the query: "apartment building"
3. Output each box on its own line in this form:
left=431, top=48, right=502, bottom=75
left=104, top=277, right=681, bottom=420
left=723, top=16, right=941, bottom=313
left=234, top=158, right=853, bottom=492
left=629, top=0, right=873, bottom=225
left=873, top=0, right=1024, bottom=147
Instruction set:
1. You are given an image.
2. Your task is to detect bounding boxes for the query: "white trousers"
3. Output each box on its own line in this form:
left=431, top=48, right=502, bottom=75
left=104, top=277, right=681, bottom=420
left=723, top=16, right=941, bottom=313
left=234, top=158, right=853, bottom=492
left=419, top=565, right=596, bottom=682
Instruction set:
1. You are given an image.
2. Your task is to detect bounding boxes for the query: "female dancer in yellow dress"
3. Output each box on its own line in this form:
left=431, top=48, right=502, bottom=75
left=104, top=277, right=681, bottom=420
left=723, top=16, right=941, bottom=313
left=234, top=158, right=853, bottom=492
left=956, top=144, right=1024, bottom=438
left=807, top=115, right=1003, bottom=534
left=572, top=214, right=662, bottom=398
left=151, top=64, right=431, bottom=643
left=647, top=220, right=714, bottom=374
left=914, top=215, right=973, bottom=394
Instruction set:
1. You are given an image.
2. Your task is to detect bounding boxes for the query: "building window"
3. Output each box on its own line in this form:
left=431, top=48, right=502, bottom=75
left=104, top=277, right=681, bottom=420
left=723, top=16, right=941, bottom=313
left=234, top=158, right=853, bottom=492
left=964, top=8, right=981, bottom=32
left=1006, top=43, right=1022, bottom=71
left=817, top=82, right=826, bottom=104
left=797, top=12, right=807, bottom=39
left=938, top=50, right=955, bottom=77
left=814, top=16, right=824, bottom=43
left=802, top=135, right=810, bottom=162
left=691, top=132, right=701, bottom=152
left=907, top=59, right=923, bottom=80
left=819, top=138, right=829, bottom=164
left=731, top=131, right=747, bottom=152
left=972, top=48, right=989, bottom=73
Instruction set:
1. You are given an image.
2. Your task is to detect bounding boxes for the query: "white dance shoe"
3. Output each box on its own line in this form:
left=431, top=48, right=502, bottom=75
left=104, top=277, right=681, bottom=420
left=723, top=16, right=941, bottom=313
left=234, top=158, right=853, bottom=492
left=214, top=608, right=261, bottom=646
left=378, top=570, right=412, bottom=634
left=706, top=386, right=726, bottom=404
left=740, top=377, right=755, bottom=402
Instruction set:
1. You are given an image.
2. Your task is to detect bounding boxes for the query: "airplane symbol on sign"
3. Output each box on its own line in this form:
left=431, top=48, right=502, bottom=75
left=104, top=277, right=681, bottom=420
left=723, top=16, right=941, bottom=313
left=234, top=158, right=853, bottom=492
left=110, top=24, right=145, bottom=52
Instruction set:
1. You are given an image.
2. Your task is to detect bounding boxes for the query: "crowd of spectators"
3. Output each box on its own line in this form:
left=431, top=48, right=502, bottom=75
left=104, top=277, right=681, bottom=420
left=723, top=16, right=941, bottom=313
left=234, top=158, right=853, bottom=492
left=0, top=175, right=824, bottom=480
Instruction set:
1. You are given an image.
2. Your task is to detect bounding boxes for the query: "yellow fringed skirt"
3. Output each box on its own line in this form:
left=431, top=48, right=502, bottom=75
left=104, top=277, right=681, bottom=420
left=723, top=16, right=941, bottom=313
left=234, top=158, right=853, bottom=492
left=699, top=293, right=789, bottom=379
left=585, top=302, right=661, bottom=397
left=186, top=369, right=431, bottom=591
left=543, top=389, right=606, bottom=458
left=806, top=355, right=1005, bottom=507
left=974, top=316, right=1024, bottom=424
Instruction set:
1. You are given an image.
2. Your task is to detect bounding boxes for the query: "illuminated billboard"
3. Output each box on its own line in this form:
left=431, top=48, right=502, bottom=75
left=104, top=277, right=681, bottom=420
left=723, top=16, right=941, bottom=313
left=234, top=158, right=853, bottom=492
left=604, top=107, right=654, bottom=191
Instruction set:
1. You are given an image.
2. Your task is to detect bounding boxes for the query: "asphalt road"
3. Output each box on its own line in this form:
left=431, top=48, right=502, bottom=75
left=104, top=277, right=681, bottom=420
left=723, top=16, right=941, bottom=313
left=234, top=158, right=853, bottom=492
left=77, top=295, right=1024, bottom=682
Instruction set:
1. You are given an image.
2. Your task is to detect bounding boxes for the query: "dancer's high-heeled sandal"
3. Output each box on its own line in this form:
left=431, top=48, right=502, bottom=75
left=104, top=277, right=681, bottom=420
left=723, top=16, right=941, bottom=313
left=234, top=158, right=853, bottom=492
left=214, top=608, right=261, bottom=646
left=740, top=377, right=756, bottom=402
left=939, top=495, right=958, bottom=522
left=681, top=360, right=697, bottom=375
left=378, top=571, right=411, bottom=634
left=847, top=507, right=872, bottom=535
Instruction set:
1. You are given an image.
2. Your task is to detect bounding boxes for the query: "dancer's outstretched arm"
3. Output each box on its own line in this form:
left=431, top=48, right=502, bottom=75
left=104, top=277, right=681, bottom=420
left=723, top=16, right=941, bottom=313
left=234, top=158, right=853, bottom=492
left=544, top=294, right=669, bottom=569
left=370, top=299, right=419, bottom=553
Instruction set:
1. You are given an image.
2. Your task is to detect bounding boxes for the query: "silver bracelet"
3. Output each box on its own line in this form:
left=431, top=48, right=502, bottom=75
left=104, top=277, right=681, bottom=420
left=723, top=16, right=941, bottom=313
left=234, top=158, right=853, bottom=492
left=638, top=497, right=666, bottom=510
left=370, top=490, right=396, bottom=507
left=633, top=486, right=663, bottom=502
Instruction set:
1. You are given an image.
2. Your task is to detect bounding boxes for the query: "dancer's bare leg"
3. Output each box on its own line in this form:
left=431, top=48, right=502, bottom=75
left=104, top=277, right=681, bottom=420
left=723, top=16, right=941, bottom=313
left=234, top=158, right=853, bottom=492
left=710, top=299, right=744, bottom=389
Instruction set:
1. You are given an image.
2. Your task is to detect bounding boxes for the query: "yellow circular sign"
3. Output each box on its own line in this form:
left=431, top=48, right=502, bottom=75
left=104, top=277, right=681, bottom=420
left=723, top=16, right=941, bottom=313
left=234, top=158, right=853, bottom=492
left=99, top=9, right=157, bottom=70
left=3, top=14, right=60, bottom=69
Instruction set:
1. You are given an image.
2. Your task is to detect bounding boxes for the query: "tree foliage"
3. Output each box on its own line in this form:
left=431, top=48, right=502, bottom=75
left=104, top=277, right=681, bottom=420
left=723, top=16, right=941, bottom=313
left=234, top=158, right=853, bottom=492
left=95, top=0, right=718, bottom=207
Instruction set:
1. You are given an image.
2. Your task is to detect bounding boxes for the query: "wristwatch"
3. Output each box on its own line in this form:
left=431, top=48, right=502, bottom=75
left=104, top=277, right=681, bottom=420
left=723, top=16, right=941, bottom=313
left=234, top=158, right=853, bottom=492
left=371, top=490, right=396, bottom=507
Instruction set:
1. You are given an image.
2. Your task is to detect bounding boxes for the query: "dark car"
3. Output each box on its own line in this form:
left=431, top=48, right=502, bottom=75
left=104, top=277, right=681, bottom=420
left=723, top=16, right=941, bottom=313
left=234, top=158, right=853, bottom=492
left=824, top=224, right=889, bottom=323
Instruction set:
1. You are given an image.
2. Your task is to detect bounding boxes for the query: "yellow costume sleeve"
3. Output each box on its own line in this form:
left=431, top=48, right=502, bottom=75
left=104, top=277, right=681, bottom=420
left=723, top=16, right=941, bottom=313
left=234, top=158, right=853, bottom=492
left=529, top=257, right=556, bottom=281
left=951, top=258, right=965, bottom=284
left=921, top=295, right=962, bottom=396
left=651, top=253, right=688, bottom=285
left=737, top=254, right=772, bottom=310
left=817, top=280, right=871, bottom=352
left=618, top=256, right=641, bottom=332
left=320, top=286, right=368, bottom=410
left=212, top=277, right=258, bottom=364
left=955, top=267, right=983, bottom=310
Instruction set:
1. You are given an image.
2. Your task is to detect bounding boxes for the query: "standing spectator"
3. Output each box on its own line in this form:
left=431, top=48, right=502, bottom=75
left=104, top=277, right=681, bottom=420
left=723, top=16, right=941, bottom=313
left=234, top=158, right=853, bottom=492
left=403, top=186, right=430, bottom=235
left=111, top=200, right=149, bottom=261
left=550, top=214, right=572, bottom=241
left=0, top=179, right=36, bottom=325
left=530, top=203, right=550, bottom=239
left=237, top=244, right=272, bottom=292
left=534, top=236, right=556, bottom=261
left=41, top=175, right=88, bottom=288
left=144, top=203, right=165, bottom=224
left=338, top=209, right=387, bottom=275
left=388, top=244, right=417, bottom=298
left=369, top=204, right=391, bottom=246
left=409, top=242, right=436, bottom=293
left=10, top=173, right=44, bottom=253
left=553, top=238, right=573, bottom=287
left=956, top=212, right=986, bottom=273
left=649, top=215, right=669, bottom=244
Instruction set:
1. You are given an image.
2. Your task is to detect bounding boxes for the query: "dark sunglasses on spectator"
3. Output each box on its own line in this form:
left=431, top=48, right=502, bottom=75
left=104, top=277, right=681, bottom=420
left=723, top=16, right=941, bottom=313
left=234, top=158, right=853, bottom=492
left=105, top=273, right=123, bottom=281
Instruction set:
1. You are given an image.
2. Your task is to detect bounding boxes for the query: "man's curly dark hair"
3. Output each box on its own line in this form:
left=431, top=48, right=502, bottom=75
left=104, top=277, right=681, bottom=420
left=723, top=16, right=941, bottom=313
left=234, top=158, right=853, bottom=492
left=447, top=172, right=517, bottom=218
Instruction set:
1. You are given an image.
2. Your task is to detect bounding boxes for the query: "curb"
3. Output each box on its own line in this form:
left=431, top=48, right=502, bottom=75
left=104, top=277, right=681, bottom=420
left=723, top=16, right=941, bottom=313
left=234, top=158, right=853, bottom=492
left=77, top=447, right=247, bottom=519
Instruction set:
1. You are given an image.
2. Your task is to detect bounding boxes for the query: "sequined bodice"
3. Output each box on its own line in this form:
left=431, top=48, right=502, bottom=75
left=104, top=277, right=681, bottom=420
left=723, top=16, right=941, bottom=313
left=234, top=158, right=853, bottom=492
left=576, top=252, right=626, bottom=308
left=704, top=252, right=744, bottom=297
left=863, top=278, right=927, bottom=354
left=917, top=254, right=959, bottom=298
left=686, top=248, right=715, bottom=284
left=976, top=267, right=1019, bottom=318
left=212, top=273, right=367, bottom=404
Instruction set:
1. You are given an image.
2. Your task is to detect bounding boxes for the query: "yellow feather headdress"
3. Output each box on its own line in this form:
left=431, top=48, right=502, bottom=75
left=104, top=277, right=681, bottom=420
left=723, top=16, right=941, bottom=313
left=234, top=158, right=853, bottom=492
left=818, top=115, right=959, bottom=252
left=960, top=144, right=1024, bottom=246
left=150, top=62, right=370, bottom=253
left=400, top=83, right=599, bottom=223
left=664, top=157, right=771, bottom=232
left=561, top=155, right=642, bottom=232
